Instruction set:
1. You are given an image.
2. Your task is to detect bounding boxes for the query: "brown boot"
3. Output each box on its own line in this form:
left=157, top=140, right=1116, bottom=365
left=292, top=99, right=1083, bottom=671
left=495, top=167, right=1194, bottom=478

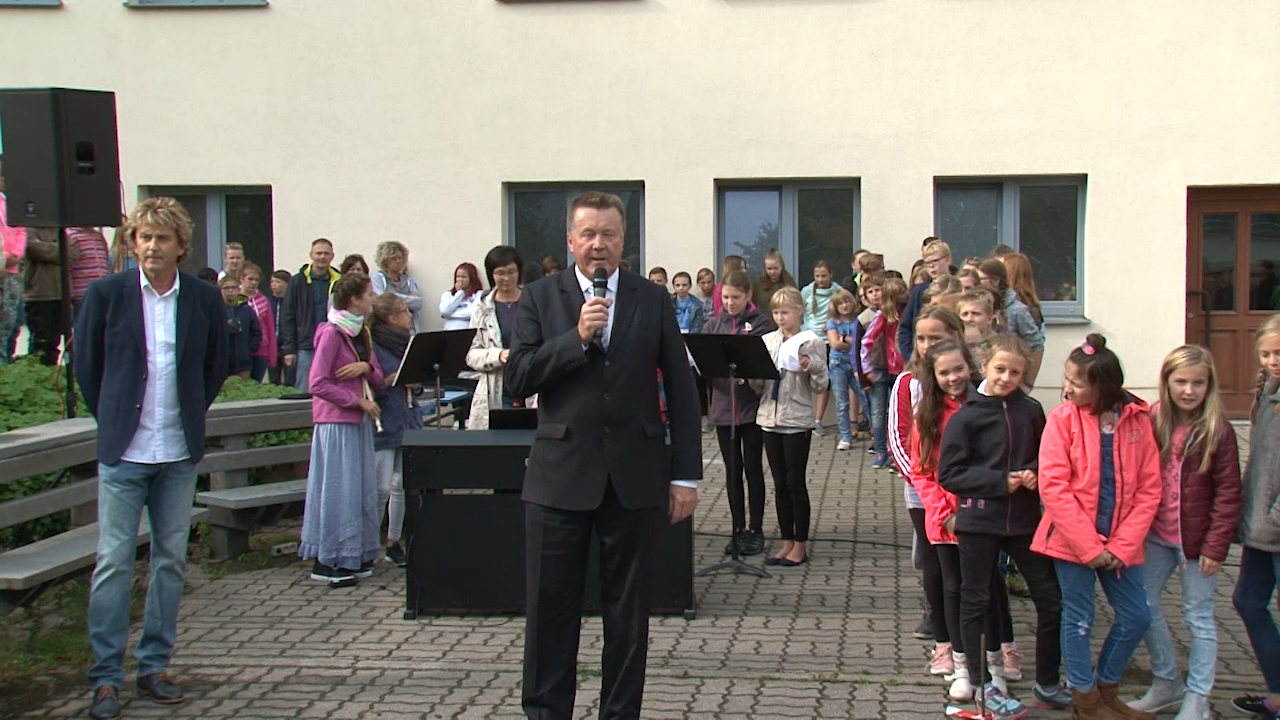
left=1097, top=683, right=1155, bottom=720
left=1072, top=686, right=1106, bottom=719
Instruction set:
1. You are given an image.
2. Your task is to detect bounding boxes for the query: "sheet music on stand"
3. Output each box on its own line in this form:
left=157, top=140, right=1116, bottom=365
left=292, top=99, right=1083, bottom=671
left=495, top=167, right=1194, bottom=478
left=395, top=329, right=477, bottom=429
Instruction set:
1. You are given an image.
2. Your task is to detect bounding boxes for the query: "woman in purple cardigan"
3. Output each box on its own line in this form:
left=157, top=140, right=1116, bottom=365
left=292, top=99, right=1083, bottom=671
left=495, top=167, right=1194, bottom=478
left=299, top=272, right=385, bottom=588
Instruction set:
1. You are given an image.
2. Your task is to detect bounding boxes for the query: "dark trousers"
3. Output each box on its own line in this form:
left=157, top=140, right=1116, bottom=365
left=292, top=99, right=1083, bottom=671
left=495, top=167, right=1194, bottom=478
left=1233, top=546, right=1280, bottom=692
left=957, top=532, right=1062, bottom=687
left=936, top=543, right=1003, bottom=657
left=695, top=375, right=709, bottom=416
left=762, top=430, right=812, bottom=542
left=909, top=508, right=948, bottom=644
left=716, top=423, right=765, bottom=533
left=523, top=483, right=660, bottom=720
left=26, top=299, right=65, bottom=366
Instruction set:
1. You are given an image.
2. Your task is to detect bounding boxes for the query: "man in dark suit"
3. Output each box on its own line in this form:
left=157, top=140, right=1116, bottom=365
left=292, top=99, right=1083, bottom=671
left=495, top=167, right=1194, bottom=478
left=73, top=197, right=228, bottom=720
left=506, top=191, right=702, bottom=720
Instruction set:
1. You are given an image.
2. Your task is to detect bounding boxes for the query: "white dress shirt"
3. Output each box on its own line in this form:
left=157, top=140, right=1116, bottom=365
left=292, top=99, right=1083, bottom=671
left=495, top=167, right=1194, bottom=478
left=574, top=265, right=617, bottom=349
left=121, top=270, right=191, bottom=464
left=574, top=266, right=695, bottom=489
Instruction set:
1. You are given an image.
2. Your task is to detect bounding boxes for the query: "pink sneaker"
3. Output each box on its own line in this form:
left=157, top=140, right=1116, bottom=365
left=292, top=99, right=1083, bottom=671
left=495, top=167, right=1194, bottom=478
left=928, top=642, right=954, bottom=676
left=1002, top=645, right=1023, bottom=682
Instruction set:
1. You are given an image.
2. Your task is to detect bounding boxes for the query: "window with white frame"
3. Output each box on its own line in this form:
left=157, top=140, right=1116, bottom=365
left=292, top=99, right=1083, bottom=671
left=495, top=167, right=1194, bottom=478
left=717, top=181, right=860, bottom=288
left=934, top=177, right=1085, bottom=317
left=142, top=186, right=274, bottom=275
left=507, top=183, right=644, bottom=280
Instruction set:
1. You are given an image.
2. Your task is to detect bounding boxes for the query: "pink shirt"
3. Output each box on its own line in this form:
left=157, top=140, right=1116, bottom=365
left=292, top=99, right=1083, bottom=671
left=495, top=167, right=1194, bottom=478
left=245, top=292, right=277, bottom=366
left=0, top=194, right=27, bottom=276
left=1153, top=425, right=1191, bottom=547
left=68, top=228, right=108, bottom=300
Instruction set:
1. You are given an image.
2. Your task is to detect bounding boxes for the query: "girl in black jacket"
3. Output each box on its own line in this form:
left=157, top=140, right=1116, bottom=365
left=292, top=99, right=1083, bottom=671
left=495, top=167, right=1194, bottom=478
left=702, top=271, right=771, bottom=556
left=937, top=334, right=1070, bottom=712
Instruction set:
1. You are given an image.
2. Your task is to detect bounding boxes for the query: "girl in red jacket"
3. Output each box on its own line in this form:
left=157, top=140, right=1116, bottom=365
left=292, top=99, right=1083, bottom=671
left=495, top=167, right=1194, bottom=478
left=1032, top=334, right=1162, bottom=719
left=909, top=339, right=1005, bottom=703
left=889, top=307, right=967, bottom=670
left=1128, top=345, right=1241, bottom=720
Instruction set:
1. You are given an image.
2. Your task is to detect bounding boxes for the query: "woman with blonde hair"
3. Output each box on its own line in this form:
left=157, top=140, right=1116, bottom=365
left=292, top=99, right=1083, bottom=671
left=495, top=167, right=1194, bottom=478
left=1231, top=315, right=1280, bottom=718
left=371, top=241, right=423, bottom=333
left=1129, top=345, right=1241, bottom=720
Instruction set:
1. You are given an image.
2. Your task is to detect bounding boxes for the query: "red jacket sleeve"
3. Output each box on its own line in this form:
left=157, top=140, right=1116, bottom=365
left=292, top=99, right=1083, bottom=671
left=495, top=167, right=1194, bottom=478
left=888, top=373, right=913, bottom=475
left=1105, top=417, right=1163, bottom=568
left=908, top=426, right=957, bottom=543
left=1037, top=409, right=1106, bottom=564
left=1200, top=426, right=1243, bottom=562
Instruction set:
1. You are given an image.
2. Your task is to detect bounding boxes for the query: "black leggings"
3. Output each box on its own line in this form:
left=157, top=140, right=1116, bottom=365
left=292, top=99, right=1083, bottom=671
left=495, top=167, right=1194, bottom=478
left=762, top=430, right=812, bottom=542
left=716, top=423, right=766, bottom=533
left=909, top=508, right=948, bottom=644
left=936, top=543, right=1004, bottom=657
left=958, top=532, right=1062, bottom=687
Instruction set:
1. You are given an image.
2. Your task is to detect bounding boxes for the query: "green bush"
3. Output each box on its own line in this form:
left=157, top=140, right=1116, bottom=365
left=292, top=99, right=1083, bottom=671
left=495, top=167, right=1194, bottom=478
left=0, top=365, right=312, bottom=549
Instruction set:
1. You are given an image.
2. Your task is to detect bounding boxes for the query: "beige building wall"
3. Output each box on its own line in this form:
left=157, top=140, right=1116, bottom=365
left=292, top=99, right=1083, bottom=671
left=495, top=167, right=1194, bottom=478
left=2, top=0, right=1278, bottom=404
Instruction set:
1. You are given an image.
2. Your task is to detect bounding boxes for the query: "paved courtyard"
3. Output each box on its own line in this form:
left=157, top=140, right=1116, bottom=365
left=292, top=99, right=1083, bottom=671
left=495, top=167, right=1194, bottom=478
left=28, top=428, right=1268, bottom=719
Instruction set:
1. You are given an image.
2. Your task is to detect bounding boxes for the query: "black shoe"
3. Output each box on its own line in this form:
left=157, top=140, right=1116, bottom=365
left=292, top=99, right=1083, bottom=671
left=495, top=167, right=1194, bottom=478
left=775, top=555, right=808, bottom=567
left=1234, top=695, right=1268, bottom=715
left=763, top=556, right=785, bottom=566
left=89, top=685, right=120, bottom=719
left=385, top=542, right=407, bottom=567
left=912, top=613, right=933, bottom=640
left=136, top=672, right=184, bottom=704
left=309, top=560, right=335, bottom=581
left=723, top=530, right=747, bottom=556
left=741, top=530, right=766, bottom=556
left=353, top=561, right=375, bottom=578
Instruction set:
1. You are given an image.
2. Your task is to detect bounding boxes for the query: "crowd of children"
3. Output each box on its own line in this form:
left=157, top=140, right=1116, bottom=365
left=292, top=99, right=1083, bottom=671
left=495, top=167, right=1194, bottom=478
left=646, top=240, right=1279, bottom=720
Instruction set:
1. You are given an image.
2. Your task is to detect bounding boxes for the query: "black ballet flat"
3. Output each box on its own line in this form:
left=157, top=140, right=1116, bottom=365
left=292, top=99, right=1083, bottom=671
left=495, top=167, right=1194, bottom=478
left=775, top=556, right=808, bottom=567
left=763, top=556, right=786, bottom=566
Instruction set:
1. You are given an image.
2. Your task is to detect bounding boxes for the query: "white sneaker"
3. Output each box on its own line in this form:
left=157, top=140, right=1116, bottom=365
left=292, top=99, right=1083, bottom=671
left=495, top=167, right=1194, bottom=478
left=837, top=440, right=851, bottom=451
left=1129, top=676, right=1184, bottom=713
left=1172, top=691, right=1210, bottom=720
left=948, top=655, right=971, bottom=701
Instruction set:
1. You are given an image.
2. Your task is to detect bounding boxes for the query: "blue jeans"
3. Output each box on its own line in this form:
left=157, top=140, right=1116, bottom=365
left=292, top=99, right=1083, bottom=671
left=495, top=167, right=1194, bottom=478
left=294, top=349, right=315, bottom=391
left=829, top=361, right=857, bottom=443
left=869, top=374, right=893, bottom=460
left=87, top=460, right=197, bottom=689
left=1140, top=537, right=1219, bottom=695
left=1233, top=545, right=1280, bottom=692
left=1055, top=558, right=1151, bottom=692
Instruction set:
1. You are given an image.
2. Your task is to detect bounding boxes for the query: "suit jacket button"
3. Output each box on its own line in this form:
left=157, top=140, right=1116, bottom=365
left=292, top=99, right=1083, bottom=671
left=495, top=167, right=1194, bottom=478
left=604, top=360, right=611, bottom=367
left=603, top=394, right=610, bottom=401
left=604, top=427, right=611, bottom=434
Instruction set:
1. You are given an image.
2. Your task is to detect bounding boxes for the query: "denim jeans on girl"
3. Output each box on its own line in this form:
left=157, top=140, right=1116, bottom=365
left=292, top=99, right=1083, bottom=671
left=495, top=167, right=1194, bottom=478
left=829, top=359, right=858, bottom=443
left=1232, top=546, right=1280, bottom=692
left=869, top=374, right=894, bottom=460
left=87, top=460, right=198, bottom=689
left=1055, top=559, right=1151, bottom=693
left=1140, top=536, right=1219, bottom=696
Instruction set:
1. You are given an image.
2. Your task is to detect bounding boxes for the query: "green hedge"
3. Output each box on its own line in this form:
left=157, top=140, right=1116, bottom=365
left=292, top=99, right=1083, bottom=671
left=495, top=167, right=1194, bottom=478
left=0, top=359, right=312, bottom=549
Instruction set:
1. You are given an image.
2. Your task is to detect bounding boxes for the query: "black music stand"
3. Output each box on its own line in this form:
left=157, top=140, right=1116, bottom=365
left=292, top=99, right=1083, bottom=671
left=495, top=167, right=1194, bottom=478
left=685, top=334, right=778, bottom=579
left=395, top=329, right=477, bottom=430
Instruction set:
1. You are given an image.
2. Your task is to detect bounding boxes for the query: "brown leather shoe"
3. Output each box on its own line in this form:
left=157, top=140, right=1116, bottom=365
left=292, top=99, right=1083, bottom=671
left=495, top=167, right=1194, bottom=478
left=136, top=672, right=185, bottom=704
left=88, top=685, right=120, bottom=719
left=1097, top=682, right=1154, bottom=720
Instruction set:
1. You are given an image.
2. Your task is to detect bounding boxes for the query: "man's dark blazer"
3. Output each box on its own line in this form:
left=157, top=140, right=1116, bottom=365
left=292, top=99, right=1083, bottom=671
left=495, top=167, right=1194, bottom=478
left=505, top=268, right=702, bottom=512
left=74, top=269, right=230, bottom=466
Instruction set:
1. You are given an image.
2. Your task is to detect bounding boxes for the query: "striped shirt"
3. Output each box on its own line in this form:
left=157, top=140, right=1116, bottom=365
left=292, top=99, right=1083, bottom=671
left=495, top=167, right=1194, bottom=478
left=68, top=228, right=109, bottom=300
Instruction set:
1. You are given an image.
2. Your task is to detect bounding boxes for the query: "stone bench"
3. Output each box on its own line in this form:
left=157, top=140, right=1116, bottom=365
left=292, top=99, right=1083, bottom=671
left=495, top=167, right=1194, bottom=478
left=195, top=479, right=309, bottom=560
left=0, top=505, right=208, bottom=614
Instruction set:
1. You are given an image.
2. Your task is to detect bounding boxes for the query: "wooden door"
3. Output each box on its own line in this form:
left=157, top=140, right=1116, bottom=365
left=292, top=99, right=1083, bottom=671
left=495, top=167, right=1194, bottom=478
left=1186, top=186, right=1280, bottom=418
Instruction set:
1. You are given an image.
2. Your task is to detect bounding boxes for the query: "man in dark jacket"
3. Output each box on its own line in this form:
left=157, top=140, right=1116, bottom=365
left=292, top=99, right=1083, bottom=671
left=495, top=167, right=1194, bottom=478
left=73, top=197, right=229, bottom=719
left=279, top=238, right=339, bottom=390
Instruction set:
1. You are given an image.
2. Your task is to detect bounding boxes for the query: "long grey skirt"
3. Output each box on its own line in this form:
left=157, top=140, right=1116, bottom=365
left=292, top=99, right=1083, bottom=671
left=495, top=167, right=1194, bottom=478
left=298, top=419, right=380, bottom=570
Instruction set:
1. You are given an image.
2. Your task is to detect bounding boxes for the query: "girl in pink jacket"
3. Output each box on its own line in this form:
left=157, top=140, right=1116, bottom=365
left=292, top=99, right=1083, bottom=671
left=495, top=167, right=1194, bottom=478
left=299, top=273, right=385, bottom=588
left=1033, top=333, right=1162, bottom=718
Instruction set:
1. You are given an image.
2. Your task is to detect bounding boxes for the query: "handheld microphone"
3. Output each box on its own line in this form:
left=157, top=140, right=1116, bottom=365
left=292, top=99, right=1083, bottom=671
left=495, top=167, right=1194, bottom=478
left=592, top=267, right=608, bottom=340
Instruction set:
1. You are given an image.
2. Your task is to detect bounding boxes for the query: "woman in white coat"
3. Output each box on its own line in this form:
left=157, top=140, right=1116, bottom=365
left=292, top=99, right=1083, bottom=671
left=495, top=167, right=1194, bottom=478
left=465, top=247, right=524, bottom=430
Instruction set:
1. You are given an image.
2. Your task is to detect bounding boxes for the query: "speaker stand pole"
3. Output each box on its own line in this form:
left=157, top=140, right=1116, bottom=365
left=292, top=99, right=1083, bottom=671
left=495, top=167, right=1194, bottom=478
left=433, top=362, right=443, bottom=430
left=56, top=226, right=76, bottom=419
left=695, top=362, right=769, bottom=579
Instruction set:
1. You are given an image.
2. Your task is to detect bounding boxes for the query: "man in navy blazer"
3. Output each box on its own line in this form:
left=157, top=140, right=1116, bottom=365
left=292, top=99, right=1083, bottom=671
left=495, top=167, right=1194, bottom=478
left=73, top=197, right=228, bottom=720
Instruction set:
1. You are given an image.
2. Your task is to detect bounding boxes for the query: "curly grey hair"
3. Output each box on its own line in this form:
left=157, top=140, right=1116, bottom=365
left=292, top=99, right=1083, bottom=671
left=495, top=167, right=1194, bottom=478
left=374, top=240, right=409, bottom=271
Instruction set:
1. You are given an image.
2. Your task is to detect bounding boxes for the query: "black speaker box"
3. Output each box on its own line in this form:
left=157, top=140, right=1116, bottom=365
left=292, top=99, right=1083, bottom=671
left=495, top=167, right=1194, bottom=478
left=0, top=88, right=121, bottom=228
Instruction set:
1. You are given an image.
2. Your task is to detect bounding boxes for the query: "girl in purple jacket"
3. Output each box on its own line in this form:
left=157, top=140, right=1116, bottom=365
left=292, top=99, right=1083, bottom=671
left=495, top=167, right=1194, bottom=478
left=299, top=273, right=384, bottom=588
